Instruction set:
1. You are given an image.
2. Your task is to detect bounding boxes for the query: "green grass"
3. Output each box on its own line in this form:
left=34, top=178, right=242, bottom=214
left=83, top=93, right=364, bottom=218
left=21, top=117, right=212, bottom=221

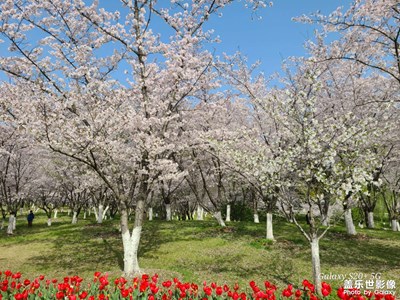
left=1, top=211, right=399, bottom=293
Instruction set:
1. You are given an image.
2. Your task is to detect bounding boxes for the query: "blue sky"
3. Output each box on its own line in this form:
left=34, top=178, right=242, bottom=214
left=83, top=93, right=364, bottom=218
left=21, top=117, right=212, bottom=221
left=204, top=0, right=348, bottom=76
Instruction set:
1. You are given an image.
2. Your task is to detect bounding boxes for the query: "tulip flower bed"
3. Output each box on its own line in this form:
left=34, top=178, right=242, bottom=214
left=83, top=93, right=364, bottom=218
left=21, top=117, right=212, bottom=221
left=0, top=270, right=396, bottom=300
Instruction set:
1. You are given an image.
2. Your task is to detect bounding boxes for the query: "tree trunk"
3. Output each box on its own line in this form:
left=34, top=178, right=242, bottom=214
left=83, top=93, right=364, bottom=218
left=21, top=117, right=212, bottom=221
left=213, top=211, right=226, bottom=227
left=54, top=209, right=58, bottom=219
left=47, top=218, right=52, bottom=226
left=310, top=237, right=322, bottom=296
left=266, top=212, right=275, bottom=240
left=121, top=197, right=146, bottom=278
left=7, top=214, right=15, bottom=235
left=225, top=204, right=231, bottom=222
left=391, top=219, right=397, bottom=231
left=148, top=207, right=153, bottom=221
left=165, top=204, right=172, bottom=221
left=322, top=213, right=330, bottom=226
left=254, top=213, right=260, bottom=223
left=397, top=221, right=400, bottom=232
left=12, top=216, right=16, bottom=230
left=367, top=211, right=375, bottom=229
left=83, top=211, right=87, bottom=219
left=344, top=208, right=357, bottom=235
left=98, top=204, right=104, bottom=224
left=196, top=205, right=204, bottom=220
left=71, top=211, right=78, bottom=224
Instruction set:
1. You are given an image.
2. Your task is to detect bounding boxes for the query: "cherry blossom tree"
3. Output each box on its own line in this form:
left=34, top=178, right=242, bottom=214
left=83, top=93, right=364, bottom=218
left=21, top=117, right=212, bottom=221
left=0, top=123, right=38, bottom=234
left=0, top=0, right=268, bottom=276
left=298, top=0, right=400, bottom=228
left=298, top=0, right=400, bottom=88
left=218, top=51, right=390, bottom=293
left=381, top=150, right=400, bottom=231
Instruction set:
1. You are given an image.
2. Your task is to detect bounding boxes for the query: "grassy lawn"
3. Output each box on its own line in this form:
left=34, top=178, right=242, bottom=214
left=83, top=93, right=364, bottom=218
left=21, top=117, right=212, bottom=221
left=1, top=211, right=399, bottom=293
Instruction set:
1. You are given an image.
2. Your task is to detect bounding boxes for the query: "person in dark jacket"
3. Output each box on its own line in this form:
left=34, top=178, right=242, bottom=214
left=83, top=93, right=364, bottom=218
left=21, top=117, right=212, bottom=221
left=306, top=210, right=311, bottom=226
left=27, top=210, right=35, bottom=227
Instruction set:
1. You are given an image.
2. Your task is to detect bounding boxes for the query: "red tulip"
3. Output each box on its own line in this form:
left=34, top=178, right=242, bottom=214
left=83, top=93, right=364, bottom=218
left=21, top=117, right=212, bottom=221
left=79, top=291, right=88, bottom=299
left=13, top=293, right=23, bottom=300
left=310, top=294, right=319, bottom=300
left=120, top=289, right=129, bottom=298
left=216, top=286, right=223, bottom=296
left=322, top=288, right=331, bottom=297
left=282, top=289, right=293, bottom=297
left=203, top=286, right=212, bottom=296
left=152, top=274, right=158, bottom=283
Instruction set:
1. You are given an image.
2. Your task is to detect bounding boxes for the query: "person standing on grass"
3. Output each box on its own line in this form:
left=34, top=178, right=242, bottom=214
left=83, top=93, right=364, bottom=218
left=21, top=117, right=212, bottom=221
left=27, top=210, right=35, bottom=227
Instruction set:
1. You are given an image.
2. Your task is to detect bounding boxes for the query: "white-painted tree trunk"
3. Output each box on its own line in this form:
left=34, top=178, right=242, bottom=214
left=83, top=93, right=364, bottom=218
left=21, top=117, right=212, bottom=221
left=121, top=194, right=146, bottom=277
left=122, top=226, right=142, bottom=276
left=98, top=204, right=104, bottom=223
left=47, top=218, right=52, bottom=226
left=71, top=211, right=78, bottom=224
left=321, top=207, right=331, bottom=226
left=213, top=211, right=226, bottom=227
left=165, top=204, right=172, bottom=221
left=148, top=207, right=153, bottom=221
left=397, top=221, right=400, bottom=231
left=344, top=209, right=357, bottom=235
left=266, top=212, right=275, bottom=240
left=391, top=219, right=398, bottom=231
left=103, top=206, right=109, bottom=220
left=0, top=218, right=5, bottom=230
left=83, top=211, right=87, bottom=219
left=94, top=207, right=99, bottom=221
left=54, top=209, right=58, bottom=219
left=311, top=237, right=322, bottom=295
left=12, top=216, right=16, bottom=230
left=254, top=213, right=260, bottom=223
left=67, top=210, right=71, bottom=216
left=322, top=213, right=330, bottom=226
left=225, top=205, right=231, bottom=222
left=367, top=212, right=375, bottom=229
left=20, top=208, right=24, bottom=215
left=7, top=215, right=15, bottom=235
left=196, top=205, right=204, bottom=220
